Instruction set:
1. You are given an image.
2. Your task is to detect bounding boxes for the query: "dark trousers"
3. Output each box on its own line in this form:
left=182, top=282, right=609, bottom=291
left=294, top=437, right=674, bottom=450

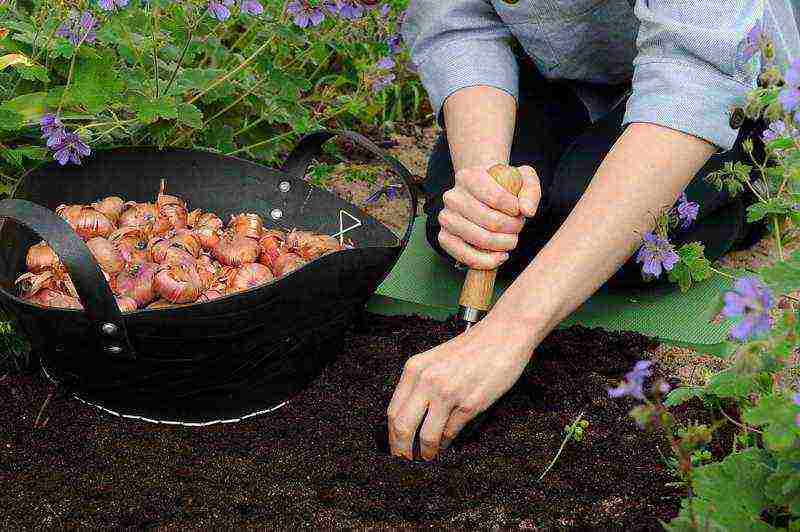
left=423, top=64, right=769, bottom=289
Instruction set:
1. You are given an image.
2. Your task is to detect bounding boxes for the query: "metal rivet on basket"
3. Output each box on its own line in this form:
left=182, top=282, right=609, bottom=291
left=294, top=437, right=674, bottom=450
left=100, top=322, right=119, bottom=337
left=104, top=344, right=124, bottom=356
left=270, top=208, right=283, bottom=220
left=279, top=181, right=291, bottom=193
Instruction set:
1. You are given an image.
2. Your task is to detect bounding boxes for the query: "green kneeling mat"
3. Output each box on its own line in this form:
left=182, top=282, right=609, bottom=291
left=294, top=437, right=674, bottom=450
left=366, top=215, right=736, bottom=357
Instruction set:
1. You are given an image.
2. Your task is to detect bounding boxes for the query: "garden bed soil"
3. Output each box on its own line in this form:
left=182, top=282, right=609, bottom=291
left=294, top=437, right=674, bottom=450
left=1, top=314, right=731, bottom=529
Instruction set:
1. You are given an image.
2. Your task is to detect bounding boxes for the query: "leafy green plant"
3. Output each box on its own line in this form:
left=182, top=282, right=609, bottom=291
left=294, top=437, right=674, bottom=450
left=0, top=0, right=420, bottom=187
left=610, top=29, right=800, bottom=530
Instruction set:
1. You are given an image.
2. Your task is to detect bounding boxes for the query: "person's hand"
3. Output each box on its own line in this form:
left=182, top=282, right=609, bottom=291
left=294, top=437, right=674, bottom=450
left=438, top=165, right=541, bottom=270
left=386, top=314, right=535, bottom=460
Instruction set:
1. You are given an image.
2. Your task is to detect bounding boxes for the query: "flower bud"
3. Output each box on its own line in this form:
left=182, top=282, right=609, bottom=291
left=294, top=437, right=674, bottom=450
left=742, top=138, right=753, bottom=155
left=763, top=40, right=775, bottom=62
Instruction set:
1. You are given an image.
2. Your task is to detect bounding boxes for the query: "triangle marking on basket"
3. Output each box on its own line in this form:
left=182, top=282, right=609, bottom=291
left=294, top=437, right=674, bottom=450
left=331, top=210, right=361, bottom=245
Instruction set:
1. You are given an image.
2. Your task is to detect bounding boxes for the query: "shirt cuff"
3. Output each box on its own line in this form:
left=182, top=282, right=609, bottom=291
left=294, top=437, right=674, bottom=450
left=622, top=60, right=752, bottom=153
left=415, top=40, right=519, bottom=128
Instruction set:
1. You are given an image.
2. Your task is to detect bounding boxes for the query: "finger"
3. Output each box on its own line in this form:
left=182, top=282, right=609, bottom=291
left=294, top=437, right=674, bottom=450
left=456, top=168, right=520, bottom=217
left=438, top=209, right=519, bottom=252
left=442, top=401, right=482, bottom=447
left=442, top=188, right=524, bottom=234
left=516, top=165, right=542, bottom=217
left=438, top=229, right=509, bottom=270
left=419, top=400, right=453, bottom=461
left=387, top=357, right=423, bottom=451
left=389, top=391, right=430, bottom=460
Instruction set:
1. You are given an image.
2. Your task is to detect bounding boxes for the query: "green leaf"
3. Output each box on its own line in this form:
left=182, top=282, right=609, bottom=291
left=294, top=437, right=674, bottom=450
left=51, top=41, right=75, bottom=60
left=135, top=96, right=179, bottom=124
left=664, top=386, right=706, bottom=407
left=668, top=242, right=712, bottom=292
left=0, top=107, right=24, bottom=131
left=17, top=63, right=49, bottom=83
left=0, top=146, right=47, bottom=168
left=767, top=137, right=796, bottom=151
left=665, top=448, right=773, bottom=532
left=743, top=394, right=800, bottom=452
left=705, top=369, right=756, bottom=400
left=0, top=92, right=47, bottom=122
left=765, top=457, right=800, bottom=516
left=747, top=198, right=794, bottom=223
left=758, top=250, right=800, bottom=296
left=175, top=102, right=202, bottom=129
left=64, top=54, right=124, bottom=114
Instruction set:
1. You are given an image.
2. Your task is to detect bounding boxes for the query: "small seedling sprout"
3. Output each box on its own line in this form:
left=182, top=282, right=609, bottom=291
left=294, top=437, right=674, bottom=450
left=537, top=411, right=589, bottom=483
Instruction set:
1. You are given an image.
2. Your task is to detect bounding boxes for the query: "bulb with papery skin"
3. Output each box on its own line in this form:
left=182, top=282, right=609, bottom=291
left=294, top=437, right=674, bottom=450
left=229, top=213, right=264, bottom=239
left=273, top=253, right=306, bottom=277
left=115, top=295, right=138, bottom=313
left=26, top=241, right=61, bottom=273
left=92, top=196, right=125, bottom=224
left=111, top=262, right=159, bottom=308
left=258, top=232, right=284, bottom=268
left=24, top=288, right=83, bottom=310
left=57, top=204, right=114, bottom=240
left=155, top=264, right=204, bottom=304
left=212, top=233, right=260, bottom=267
left=226, top=263, right=274, bottom=293
left=170, top=229, right=202, bottom=257
left=86, top=237, right=125, bottom=274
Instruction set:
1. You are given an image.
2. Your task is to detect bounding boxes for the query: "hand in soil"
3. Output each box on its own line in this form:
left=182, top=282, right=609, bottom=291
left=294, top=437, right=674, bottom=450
left=386, top=315, right=534, bottom=461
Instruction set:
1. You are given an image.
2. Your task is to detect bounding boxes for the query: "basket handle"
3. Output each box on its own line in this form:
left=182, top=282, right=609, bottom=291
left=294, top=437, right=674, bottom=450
left=0, top=198, right=136, bottom=360
left=280, top=129, right=419, bottom=247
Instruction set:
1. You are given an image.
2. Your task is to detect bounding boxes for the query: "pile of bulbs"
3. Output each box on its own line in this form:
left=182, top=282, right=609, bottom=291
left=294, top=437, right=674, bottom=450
left=16, top=180, right=348, bottom=312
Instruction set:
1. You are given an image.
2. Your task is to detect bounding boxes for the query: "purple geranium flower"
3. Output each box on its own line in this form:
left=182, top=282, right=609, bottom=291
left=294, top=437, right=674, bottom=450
left=240, top=0, right=263, bottom=15
left=741, top=22, right=763, bottom=62
left=335, top=0, right=364, bottom=20
left=635, top=232, right=679, bottom=279
left=376, top=56, right=395, bottom=70
left=387, top=33, right=403, bottom=55
left=50, top=132, right=91, bottom=166
left=763, top=120, right=788, bottom=142
left=722, top=276, right=774, bottom=341
left=40, top=114, right=67, bottom=145
left=365, top=184, right=402, bottom=204
left=608, top=360, right=653, bottom=400
left=208, top=0, right=234, bottom=21
left=780, top=59, right=800, bottom=112
left=286, top=0, right=325, bottom=27
left=98, top=0, right=129, bottom=12
left=57, top=11, right=99, bottom=46
left=676, top=192, right=699, bottom=229
left=371, top=73, right=395, bottom=93
left=379, top=3, right=390, bottom=17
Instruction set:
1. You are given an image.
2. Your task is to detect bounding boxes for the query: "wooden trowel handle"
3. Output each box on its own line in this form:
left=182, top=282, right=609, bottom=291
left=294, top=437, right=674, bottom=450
left=458, top=164, right=524, bottom=322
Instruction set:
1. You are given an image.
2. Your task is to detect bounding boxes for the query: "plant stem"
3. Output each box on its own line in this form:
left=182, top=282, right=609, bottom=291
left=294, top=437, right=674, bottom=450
left=708, top=266, right=737, bottom=280
left=56, top=35, right=86, bottom=115
left=232, top=114, right=267, bottom=137
left=188, top=39, right=272, bottom=105
left=151, top=7, right=161, bottom=99
left=773, top=216, right=785, bottom=261
left=537, top=411, right=585, bottom=483
left=226, top=130, right=295, bottom=157
left=163, top=10, right=206, bottom=96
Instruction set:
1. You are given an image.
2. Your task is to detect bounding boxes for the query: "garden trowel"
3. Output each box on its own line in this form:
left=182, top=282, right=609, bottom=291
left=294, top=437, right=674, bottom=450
left=458, top=164, right=524, bottom=330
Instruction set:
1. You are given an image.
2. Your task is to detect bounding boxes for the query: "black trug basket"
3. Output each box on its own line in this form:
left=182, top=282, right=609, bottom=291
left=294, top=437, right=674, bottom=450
left=0, top=129, right=417, bottom=426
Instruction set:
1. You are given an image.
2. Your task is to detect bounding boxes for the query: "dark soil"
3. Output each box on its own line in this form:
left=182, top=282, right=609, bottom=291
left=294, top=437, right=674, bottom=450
left=1, top=314, right=729, bottom=529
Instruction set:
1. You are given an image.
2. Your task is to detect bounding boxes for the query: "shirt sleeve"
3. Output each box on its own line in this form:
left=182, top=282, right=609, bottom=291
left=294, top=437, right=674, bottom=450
left=622, top=0, right=764, bottom=153
left=400, top=0, right=519, bottom=127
